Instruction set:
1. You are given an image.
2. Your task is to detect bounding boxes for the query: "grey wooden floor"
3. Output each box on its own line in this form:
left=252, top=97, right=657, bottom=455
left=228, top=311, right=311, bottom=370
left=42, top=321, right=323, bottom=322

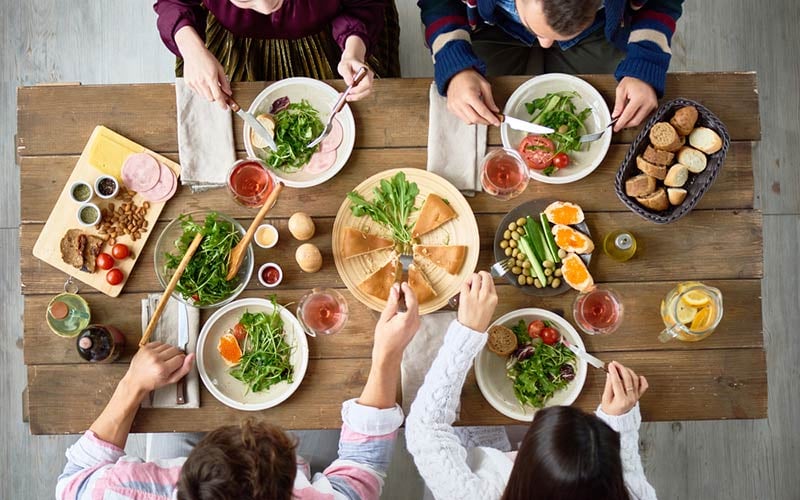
left=2, top=1, right=798, bottom=498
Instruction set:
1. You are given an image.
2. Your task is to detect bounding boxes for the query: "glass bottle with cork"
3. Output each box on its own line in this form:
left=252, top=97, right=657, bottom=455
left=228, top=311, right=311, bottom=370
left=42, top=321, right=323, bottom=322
left=77, top=324, right=126, bottom=363
left=46, top=278, right=91, bottom=337
left=603, top=230, right=637, bottom=262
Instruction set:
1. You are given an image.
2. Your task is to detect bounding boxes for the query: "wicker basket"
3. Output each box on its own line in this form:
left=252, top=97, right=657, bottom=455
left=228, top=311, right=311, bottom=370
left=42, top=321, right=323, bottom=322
left=614, top=98, right=731, bottom=224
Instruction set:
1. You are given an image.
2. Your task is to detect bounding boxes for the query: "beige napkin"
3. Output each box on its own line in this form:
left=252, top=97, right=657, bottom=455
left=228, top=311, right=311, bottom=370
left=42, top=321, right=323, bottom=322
left=426, top=82, right=487, bottom=196
left=140, top=294, right=201, bottom=408
left=175, top=78, right=236, bottom=192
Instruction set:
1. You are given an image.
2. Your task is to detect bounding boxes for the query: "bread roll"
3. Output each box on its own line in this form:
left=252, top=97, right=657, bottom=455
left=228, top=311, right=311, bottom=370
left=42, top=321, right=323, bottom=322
left=250, top=114, right=276, bottom=149
left=670, top=106, right=699, bottom=136
left=625, top=173, right=657, bottom=198
left=649, top=122, right=683, bottom=152
left=689, top=127, right=723, bottom=154
left=643, top=145, right=675, bottom=166
left=487, top=325, right=518, bottom=356
left=664, top=164, right=689, bottom=187
left=636, top=188, right=669, bottom=211
left=668, top=188, right=688, bottom=205
left=636, top=155, right=667, bottom=180
left=677, top=146, right=707, bottom=173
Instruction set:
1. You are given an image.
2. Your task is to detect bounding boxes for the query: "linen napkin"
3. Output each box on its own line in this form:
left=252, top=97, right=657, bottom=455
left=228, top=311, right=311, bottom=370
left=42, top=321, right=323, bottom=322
left=426, top=82, right=487, bottom=196
left=140, top=294, right=201, bottom=408
left=175, top=78, right=236, bottom=192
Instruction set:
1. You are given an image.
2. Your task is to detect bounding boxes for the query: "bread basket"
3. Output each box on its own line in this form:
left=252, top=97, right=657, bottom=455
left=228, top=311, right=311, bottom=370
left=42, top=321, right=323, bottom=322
left=614, top=98, right=730, bottom=224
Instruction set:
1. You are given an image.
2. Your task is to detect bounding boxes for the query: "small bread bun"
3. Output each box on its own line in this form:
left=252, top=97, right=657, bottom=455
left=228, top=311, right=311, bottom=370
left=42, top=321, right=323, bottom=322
left=689, top=127, right=723, bottom=154
left=664, top=164, right=690, bottom=187
left=649, top=122, right=683, bottom=152
left=250, top=113, right=276, bottom=149
left=668, top=188, right=688, bottom=205
left=487, top=325, right=518, bottom=357
left=670, top=106, right=699, bottom=136
left=677, top=146, right=708, bottom=173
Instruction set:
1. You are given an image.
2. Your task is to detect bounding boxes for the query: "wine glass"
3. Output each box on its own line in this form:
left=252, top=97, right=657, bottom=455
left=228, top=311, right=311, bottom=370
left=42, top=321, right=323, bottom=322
left=480, top=148, right=529, bottom=200
left=227, top=158, right=275, bottom=207
left=296, top=288, right=349, bottom=336
left=572, top=285, right=624, bottom=335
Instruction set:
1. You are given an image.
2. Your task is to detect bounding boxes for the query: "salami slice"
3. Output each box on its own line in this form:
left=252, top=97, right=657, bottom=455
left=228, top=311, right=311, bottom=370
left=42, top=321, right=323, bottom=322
left=304, top=150, right=337, bottom=175
left=121, top=153, right=161, bottom=193
left=140, top=163, right=177, bottom=202
left=319, top=118, right=343, bottom=153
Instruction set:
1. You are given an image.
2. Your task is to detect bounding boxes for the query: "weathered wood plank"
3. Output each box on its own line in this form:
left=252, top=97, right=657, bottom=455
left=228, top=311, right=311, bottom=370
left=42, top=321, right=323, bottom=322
left=19, top=210, right=764, bottom=295
left=15, top=74, right=760, bottom=157
left=19, top=142, right=755, bottom=223
left=23, top=279, right=763, bottom=365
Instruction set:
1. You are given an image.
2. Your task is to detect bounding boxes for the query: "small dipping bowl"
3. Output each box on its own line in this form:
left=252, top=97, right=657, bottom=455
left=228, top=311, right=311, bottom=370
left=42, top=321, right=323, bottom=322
left=258, top=262, right=283, bottom=288
left=95, top=175, right=119, bottom=199
left=77, top=202, right=101, bottom=227
left=70, top=181, right=94, bottom=203
left=254, top=224, right=279, bottom=249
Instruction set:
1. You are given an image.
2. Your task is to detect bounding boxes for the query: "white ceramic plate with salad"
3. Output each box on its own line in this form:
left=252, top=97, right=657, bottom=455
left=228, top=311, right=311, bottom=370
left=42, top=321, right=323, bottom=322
left=501, top=73, right=612, bottom=184
left=474, top=308, right=587, bottom=421
left=197, top=297, right=309, bottom=411
left=244, top=77, right=356, bottom=189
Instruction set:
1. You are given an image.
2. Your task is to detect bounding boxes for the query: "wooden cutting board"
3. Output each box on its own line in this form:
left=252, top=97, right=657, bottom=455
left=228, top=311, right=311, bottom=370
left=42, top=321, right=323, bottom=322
left=32, top=126, right=181, bottom=297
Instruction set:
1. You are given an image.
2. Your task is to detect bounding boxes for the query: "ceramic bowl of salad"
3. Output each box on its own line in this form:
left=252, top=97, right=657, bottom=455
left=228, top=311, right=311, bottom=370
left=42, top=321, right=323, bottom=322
left=474, top=308, right=588, bottom=421
left=501, top=73, right=612, bottom=184
left=197, top=297, right=309, bottom=411
left=243, top=77, right=356, bottom=189
left=154, top=210, right=254, bottom=309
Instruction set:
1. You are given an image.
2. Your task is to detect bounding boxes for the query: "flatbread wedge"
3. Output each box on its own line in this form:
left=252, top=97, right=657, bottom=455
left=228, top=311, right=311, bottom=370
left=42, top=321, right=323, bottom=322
left=342, top=227, right=394, bottom=259
left=408, top=263, right=437, bottom=303
left=413, top=245, right=467, bottom=275
left=412, top=194, right=457, bottom=238
left=358, top=259, right=399, bottom=301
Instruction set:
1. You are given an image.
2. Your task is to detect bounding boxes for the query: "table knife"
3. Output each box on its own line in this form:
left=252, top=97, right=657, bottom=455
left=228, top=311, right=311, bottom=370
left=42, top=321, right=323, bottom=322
left=176, top=302, right=190, bottom=405
left=229, top=98, right=277, bottom=151
left=498, top=114, right=555, bottom=135
left=561, top=338, right=606, bottom=371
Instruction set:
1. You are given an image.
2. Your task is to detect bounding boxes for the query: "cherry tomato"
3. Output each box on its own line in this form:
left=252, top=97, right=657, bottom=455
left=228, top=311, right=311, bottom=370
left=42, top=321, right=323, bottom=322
left=232, top=322, right=248, bottom=341
left=106, top=268, right=124, bottom=286
left=540, top=326, right=560, bottom=345
left=527, top=320, right=545, bottom=338
left=517, top=135, right=555, bottom=170
left=96, top=252, right=114, bottom=270
left=552, top=152, right=570, bottom=169
left=111, top=243, right=130, bottom=260
left=191, top=294, right=200, bottom=302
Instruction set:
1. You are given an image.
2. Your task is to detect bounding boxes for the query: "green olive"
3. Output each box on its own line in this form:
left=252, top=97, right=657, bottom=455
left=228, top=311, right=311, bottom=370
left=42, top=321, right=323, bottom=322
left=522, top=268, right=531, bottom=277
left=542, top=260, right=554, bottom=269
left=511, top=232, right=520, bottom=241
left=554, top=268, right=563, bottom=277
left=500, top=240, right=509, bottom=249
left=518, top=275, right=527, bottom=285
left=509, top=222, right=517, bottom=231
left=558, top=249, right=567, bottom=259
left=516, top=217, right=527, bottom=226
left=516, top=259, right=524, bottom=267
left=526, top=276, right=534, bottom=285
left=544, top=268, right=553, bottom=277
left=551, top=278, right=561, bottom=288
left=534, top=279, right=543, bottom=288
left=509, top=240, right=518, bottom=249
left=512, top=266, right=522, bottom=274
left=512, top=248, right=520, bottom=257
left=503, top=230, right=511, bottom=240
left=547, top=276, right=554, bottom=284
left=522, top=261, right=531, bottom=269
left=516, top=227, right=525, bottom=235
left=505, top=247, right=513, bottom=257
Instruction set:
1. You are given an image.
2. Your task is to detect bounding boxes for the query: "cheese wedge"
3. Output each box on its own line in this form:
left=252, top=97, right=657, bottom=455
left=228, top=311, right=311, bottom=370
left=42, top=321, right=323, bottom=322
left=342, top=227, right=394, bottom=259
left=413, top=245, right=467, bottom=275
left=87, top=128, right=140, bottom=181
left=412, top=194, right=457, bottom=238
left=408, top=264, right=437, bottom=303
left=358, top=259, right=399, bottom=301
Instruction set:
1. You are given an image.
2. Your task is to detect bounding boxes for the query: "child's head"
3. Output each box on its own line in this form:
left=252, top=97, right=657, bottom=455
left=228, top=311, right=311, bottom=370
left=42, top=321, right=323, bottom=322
left=518, top=0, right=602, bottom=47
left=177, top=420, right=297, bottom=500
left=502, top=406, right=631, bottom=500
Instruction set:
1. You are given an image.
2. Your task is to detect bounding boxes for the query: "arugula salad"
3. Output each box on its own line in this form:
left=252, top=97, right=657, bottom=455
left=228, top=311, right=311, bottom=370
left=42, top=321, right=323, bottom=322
left=347, top=171, right=420, bottom=246
left=263, top=98, right=324, bottom=172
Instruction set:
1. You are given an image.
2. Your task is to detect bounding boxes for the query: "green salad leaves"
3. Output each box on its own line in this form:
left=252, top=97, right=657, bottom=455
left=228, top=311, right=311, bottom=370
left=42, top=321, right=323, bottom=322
left=525, top=91, right=592, bottom=154
left=347, top=171, right=420, bottom=246
left=263, top=100, right=324, bottom=172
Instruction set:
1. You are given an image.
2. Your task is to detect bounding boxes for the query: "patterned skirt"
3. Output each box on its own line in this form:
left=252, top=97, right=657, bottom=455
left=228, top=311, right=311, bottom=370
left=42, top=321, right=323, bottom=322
left=176, top=2, right=401, bottom=81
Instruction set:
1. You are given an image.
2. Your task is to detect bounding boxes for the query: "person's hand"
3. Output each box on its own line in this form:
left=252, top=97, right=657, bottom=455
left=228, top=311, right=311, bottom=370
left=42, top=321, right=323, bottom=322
left=446, top=69, right=501, bottom=126
left=457, top=271, right=498, bottom=332
left=338, top=36, right=373, bottom=101
left=175, top=26, right=231, bottom=110
left=601, top=361, right=648, bottom=416
left=612, top=77, right=658, bottom=132
left=372, top=283, right=421, bottom=366
left=123, top=342, right=195, bottom=394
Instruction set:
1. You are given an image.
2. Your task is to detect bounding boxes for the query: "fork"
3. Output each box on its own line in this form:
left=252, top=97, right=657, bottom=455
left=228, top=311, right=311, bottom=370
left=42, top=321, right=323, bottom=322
left=490, top=258, right=514, bottom=278
left=307, top=66, right=369, bottom=149
left=396, top=247, right=413, bottom=313
left=578, top=117, right=618, bottom=143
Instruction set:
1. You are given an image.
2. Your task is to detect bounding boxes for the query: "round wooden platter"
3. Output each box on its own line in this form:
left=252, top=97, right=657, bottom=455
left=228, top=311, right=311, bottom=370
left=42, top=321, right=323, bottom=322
left=332, top=168, right=480, bottom=315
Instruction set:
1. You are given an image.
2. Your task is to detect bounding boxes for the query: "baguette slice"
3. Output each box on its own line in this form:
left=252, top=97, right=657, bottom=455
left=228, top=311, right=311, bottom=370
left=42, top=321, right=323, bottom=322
left=669, top=106, right=699, bottom=136
left=636, top=155, right=667, bottom=180
left=649, top=122, right=683, bottom=152
left=487, top=325, right=518, bottom=357
left=689, top=127, right=723, bottom=154
left=667, top=188, right=688, bottom=205
left=643, top=145, right=674, bottom=166
left=636, top=187, right=669, bottom=211
left=664, top=164, right=689, bottom=187
left=625, top=173, right=657, bottom=198
left=676, top=146, right=708, bottom=173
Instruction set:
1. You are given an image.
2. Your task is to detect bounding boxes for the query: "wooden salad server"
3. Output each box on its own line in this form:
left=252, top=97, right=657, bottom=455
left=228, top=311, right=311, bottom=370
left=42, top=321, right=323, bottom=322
left=226, top=182, right=284, bottom=281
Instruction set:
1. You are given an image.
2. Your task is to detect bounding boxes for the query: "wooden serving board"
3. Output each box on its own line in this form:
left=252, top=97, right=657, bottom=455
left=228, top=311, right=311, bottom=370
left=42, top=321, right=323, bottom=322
left=332, top=168, right=480, bottom=315
left=32, top=126, right=180, bottom=297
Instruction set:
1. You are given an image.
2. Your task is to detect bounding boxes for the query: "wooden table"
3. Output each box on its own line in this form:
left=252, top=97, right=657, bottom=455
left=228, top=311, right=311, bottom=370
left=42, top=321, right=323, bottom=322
left=17, top=74, right=764, bottom=435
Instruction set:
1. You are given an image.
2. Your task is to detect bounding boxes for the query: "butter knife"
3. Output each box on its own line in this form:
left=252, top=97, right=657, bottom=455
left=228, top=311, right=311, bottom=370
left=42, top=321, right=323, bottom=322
left=561, top=337, right=606, bottom=371
left=176, top=302, right=190, bottom=405
left=498, top=114, right=555, bottom=135
left=229, top=98, right=277, bottom=151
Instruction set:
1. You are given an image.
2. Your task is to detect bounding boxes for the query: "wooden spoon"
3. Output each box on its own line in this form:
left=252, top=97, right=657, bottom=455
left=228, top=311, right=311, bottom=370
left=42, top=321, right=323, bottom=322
left=140, top=232, right=204, bottom=346
left=226, top=182, right=284, bottom=281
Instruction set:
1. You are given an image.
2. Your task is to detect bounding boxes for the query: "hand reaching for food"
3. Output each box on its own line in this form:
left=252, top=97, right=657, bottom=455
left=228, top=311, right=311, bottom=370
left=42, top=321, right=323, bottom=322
left=612, top=77, right=658, bottom=132
left=458, top=271, right=499, bottom=332
left=372, top=283, right=421, bottom=366
left=600, top=361, right=648, bottom=416
left=338, top=36, right=373, bottom=101
left=125, top=342, right=194, bottom=394
left=446, top=69, right=502, bottom=126
left=175, top=26, right=232, bottom=110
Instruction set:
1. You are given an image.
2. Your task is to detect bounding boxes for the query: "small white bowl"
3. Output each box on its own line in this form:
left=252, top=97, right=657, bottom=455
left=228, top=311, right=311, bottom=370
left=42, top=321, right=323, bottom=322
left=94, top=175, right=119, bottom=199
left=257, top=262, right=283, bottom=288
left=69, top=181, right=94, bottom=203
left=76, top=202, right=101, bottom=227
left=254, top=224, right=279, bottom=249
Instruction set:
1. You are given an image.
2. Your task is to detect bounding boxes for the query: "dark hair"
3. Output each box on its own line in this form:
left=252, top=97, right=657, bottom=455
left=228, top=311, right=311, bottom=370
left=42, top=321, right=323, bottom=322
left=177, top=420, right=297, bottom=500
left=502, top=406, right=631, bottom=500
left=540, top=0, right=602, bottom=37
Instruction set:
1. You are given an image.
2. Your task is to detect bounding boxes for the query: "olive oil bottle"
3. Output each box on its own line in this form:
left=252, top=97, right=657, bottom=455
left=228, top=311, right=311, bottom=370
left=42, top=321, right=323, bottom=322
left=603, top=230, right=637, bottom=262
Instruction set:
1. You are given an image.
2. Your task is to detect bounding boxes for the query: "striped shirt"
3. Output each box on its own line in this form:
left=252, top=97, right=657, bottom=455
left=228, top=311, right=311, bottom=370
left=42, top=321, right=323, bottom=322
left=56, top=399, right=404, bottom=500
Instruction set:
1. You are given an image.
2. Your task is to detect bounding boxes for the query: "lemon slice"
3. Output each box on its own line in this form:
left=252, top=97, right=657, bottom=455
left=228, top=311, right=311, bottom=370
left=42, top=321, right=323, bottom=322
left=681, top=290, right=711, bottom=308
left=677, top=281, right=701, bottom=294
left=676, top=302, right=698, bottom=324
left=691, top=306, right=713, bottom=331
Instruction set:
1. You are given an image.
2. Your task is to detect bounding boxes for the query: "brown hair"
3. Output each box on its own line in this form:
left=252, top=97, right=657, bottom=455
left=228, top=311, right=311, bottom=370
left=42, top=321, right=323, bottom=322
left=177, top=420, right=297, bottom=500
left=540, top=0, right=602, bottom=37
left=501, top=406, right=631, bottom=500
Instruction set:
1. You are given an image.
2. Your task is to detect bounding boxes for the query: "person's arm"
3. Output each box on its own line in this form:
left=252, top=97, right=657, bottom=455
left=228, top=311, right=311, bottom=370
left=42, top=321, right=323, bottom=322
left=153, top=0, right=207, bottom=57
left=612, top=0, right=684, bottom=130
left=333, top=0, right=388, bottom=101
left=406, top=272, right=504, bottom=500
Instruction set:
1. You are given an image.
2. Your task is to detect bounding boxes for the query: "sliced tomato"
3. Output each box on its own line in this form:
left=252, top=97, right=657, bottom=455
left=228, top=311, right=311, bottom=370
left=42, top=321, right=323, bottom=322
left=540, top=326, right=560, bottom=345
left=232, top=322, right=248, bottom=341
left=518, top=135, right=555, bottom=170
left=527, top=320, right=545, bottom=338
left=552, top=152, right=570, bottom=169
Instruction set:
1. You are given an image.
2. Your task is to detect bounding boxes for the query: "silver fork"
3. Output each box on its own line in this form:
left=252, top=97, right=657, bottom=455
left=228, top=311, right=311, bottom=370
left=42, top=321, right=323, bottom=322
left=396, top=248, right=413, bottom=313
left=307, top=66, right=369, bottom=149
left=579, top=117, right=619, bottom=143
left=490, top=258, right=514, bottom=278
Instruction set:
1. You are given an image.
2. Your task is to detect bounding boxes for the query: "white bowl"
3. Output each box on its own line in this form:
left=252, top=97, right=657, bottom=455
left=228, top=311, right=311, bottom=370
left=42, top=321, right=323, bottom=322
left=254, top=224, right=279, bottom=249
left=244, top=77, right=356, bottom=189
left=257, top=262, right=283, bottom=288
left=197, top=297, right=309, bottom=411
left=501, top=74, right=612, bottom=184
left=94, top=175, right=119, bottom=199
left=474, top=308, right=588, bottom=422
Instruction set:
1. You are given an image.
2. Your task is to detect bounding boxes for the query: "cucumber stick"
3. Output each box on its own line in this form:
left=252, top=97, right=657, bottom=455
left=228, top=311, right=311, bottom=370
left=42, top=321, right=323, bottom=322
left=518, top=237, right=547, bottom=285
left=525, top=217, right=547, bottom=262
left=540, top=213, right=561, bottom=264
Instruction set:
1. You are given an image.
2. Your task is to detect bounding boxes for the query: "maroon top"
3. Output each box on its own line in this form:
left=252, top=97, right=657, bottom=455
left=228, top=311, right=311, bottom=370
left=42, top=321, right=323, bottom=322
left=154, top=0, right=387, bottom=57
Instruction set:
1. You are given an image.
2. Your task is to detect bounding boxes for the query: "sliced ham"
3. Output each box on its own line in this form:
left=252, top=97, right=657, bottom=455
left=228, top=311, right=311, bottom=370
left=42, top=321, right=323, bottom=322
left=121, top=153, right=161, bottom=192
left=319, top=118, right=343, bottom=153
left=304, top=150, right=337, bottom=175
left=140, top=163, right=177, bottom=202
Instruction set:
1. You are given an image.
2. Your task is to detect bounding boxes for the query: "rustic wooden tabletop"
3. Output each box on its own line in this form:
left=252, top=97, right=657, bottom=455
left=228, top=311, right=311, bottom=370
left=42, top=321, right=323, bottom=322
left=17, top=73, right=764, bottom=434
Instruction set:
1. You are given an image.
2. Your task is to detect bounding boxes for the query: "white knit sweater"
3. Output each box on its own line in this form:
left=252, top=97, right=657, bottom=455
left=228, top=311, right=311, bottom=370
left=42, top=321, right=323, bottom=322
left=406, top=321, right=658, bottom=500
